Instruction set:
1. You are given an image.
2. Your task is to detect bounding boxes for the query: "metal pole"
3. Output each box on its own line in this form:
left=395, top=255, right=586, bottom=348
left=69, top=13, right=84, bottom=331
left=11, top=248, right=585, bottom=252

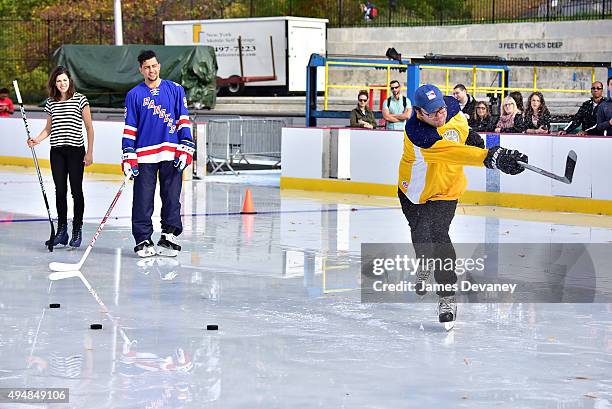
left=492, top=0, right=495, bottom=23
left=114, top=0, right=123, bottom=45
left=47, top=18, right=51, bottom=60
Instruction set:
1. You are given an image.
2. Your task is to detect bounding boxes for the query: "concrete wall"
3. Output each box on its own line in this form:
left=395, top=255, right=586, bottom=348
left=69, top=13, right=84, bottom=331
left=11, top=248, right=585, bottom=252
left=327, top=20, right=612, bottom=109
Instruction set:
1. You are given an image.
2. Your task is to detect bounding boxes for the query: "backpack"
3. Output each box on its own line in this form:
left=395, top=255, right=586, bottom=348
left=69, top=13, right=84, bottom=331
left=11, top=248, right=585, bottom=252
left=370, top=7, right=378, bottom=18
left=379, top=96, right=408, bottom=128
left=387, top=96, right=408, bottom=111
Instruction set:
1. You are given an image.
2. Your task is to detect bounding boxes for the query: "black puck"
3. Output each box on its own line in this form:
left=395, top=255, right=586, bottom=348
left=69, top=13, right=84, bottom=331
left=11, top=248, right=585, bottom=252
left=206, top=324, right=218, bottom=331
left=49, top=303, right=60, bottom=308
left=90, top=324, right=103, bottom=330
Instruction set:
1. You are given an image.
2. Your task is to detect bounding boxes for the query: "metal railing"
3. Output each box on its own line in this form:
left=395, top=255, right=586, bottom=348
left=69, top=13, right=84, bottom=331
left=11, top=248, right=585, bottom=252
left=204, top=119, right=284, bottom=175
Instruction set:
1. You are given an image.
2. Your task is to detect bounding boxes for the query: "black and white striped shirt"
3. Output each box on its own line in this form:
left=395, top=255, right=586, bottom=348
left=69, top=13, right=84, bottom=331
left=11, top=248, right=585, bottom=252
left=44, top=92, right=89, bottom=147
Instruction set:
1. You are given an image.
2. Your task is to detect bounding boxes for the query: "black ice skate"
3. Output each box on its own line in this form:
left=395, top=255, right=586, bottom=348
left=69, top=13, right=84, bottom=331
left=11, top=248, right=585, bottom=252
left=134, top=239, right=156, bottom=258
left=415, top=264, right=432, bottom=297
left=157, top=231, right=181, bottom=257
left=438, top=296, right=457, bottom=330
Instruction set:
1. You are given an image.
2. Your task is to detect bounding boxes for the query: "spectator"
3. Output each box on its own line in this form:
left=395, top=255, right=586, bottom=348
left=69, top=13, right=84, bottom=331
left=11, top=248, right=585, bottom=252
left=0, top=87, right=14, bottom=117
left=495, top=96, right=524, bottom=133
left=509, top=91, right=524, bottom=113
left=452, top=84, right=476, bottom=120
left=596, top=79, right=612, bottom=136
left=350, top=90, right=376, bottom=129
left=27, top=66, right=94, bottom=248
left=559, top=81, right=605, bottom=135
left=360, top=1, right=377, bottom=21
left=523, top=91, right=551, bottom=134
left=469, top=101, right=495, bottom=132
left=382, top=80, right=412, bottom=130
left=608, top=76, right=612, bottom=99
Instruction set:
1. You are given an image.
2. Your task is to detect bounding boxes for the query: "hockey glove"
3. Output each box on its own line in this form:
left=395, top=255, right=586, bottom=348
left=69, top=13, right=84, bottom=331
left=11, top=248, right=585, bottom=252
left=174, top=140, right=195, bottom=173
left=484, top=146, right=528, bottom=175
left=122, top=148, right=139, bottom=177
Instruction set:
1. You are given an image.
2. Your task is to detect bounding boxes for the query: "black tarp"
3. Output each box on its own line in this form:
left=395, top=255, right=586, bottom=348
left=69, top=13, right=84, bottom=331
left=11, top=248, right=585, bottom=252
left=52, top=45, right=217, bottom=108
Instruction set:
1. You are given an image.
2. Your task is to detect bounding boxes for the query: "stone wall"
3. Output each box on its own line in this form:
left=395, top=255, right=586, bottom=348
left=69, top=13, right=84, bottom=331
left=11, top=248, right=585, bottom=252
left=327, top=20, right=612, bottom=113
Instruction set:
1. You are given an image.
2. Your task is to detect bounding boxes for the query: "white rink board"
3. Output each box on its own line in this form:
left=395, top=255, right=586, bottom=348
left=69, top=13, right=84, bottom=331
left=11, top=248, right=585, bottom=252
left=281, top=126, right=612, bottom=201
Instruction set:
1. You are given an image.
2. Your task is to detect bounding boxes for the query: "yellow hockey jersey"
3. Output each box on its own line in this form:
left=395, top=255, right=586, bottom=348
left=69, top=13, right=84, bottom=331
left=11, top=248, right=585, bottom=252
left=398, top=96, right=488, bottom=204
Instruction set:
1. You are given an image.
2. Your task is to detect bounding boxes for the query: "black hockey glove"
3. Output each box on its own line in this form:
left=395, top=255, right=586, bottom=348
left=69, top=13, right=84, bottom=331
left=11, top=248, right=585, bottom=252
left=484, top=146, right=528, bottom=175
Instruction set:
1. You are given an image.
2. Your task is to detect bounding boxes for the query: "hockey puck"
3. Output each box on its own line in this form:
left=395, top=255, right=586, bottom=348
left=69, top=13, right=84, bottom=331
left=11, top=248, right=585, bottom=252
left=90, top=324, right=103, bottom=330
left=206, top=324, right=218, bottom=331
left=49, top=303, right=60, bottom=308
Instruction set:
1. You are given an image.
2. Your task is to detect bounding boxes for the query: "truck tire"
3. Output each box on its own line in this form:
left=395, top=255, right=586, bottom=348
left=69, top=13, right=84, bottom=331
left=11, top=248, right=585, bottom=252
left=227, top=81, right=245, bottom=95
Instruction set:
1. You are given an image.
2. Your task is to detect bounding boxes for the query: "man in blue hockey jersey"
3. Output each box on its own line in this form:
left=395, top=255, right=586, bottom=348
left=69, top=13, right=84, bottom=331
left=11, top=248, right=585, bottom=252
left=122, top=50, right=194, bottom=257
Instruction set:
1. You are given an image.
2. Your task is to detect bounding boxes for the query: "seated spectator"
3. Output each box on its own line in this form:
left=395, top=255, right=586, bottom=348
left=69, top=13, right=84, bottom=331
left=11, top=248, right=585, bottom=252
left=596, top=81, right=612, bottom=135
left=452, top=84, right=476, bottom=120
left=0, top=88, right=14, bottom=117
left=495, top=96, right=524, bottom=133
left=469, top=101, right=495, bottom=132
left=350, top=90, right=376, bottom=129
left=509, top=91, right=524, bottom=113
left=523, top=91, right=551, bottom=134
left=559, top=81, right=605, bottom=135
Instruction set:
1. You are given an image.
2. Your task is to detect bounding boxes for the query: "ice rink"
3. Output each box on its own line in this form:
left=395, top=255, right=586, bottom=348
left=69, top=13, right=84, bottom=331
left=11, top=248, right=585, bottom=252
left=1, top=166, right=612, bottom=408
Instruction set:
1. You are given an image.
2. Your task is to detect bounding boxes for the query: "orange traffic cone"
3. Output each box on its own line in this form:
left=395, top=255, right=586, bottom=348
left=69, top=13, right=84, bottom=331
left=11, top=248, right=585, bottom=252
left=241, top=188, right=256, bottom=214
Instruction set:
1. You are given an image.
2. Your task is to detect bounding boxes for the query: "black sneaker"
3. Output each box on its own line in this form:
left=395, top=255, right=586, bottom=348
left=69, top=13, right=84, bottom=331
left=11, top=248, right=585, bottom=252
left=134, top=239, right=156, bottom=258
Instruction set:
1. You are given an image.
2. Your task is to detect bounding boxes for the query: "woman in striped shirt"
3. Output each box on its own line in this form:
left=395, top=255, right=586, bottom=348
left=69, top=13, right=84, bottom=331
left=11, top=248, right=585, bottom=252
left=27, top=66, right=94, bottom=248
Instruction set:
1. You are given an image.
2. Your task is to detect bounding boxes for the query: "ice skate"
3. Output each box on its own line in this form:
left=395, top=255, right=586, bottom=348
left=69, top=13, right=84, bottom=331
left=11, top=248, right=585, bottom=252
left=134, top=239, right=156, bottom=258
left=438, top=295, right=457, bottom=330
left=415, top=264, right=432, bottom=297
left=157, top=231, right=181, bottom=257
left=45, top=223, right=68, bottom=247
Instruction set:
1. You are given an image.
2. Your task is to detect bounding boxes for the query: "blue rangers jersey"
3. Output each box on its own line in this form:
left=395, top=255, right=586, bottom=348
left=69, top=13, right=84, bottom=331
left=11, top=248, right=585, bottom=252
left=122, top=79, right=192, bottom=163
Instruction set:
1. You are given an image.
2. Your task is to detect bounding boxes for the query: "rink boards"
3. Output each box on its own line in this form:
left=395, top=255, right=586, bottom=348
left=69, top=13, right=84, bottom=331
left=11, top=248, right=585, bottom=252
left=280, top=127, right=612, bottom=215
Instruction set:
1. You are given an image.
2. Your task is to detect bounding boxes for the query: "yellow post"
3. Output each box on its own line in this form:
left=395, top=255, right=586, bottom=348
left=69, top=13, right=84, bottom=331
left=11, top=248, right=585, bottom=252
left=591, top=67, right=595, bottom=84
left=533, top=67, right=537, bottom=92
left=445, top=68, right=450, bottom=94
left=324, top=62, right=329, bottom=111
left=472, top=66, right=477, bottom=96
left=387, top=66, right=391, bottom=104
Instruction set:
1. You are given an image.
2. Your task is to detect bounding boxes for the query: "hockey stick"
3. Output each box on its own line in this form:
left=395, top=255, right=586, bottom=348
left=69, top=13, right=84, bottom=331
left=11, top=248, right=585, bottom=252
left=517, top=150, right=577, bottom=184
left=49, top=173, right=132, bottom=272
left=48, top=270, right=132, bottom=344
left=13, top=80, right=55, bottom=252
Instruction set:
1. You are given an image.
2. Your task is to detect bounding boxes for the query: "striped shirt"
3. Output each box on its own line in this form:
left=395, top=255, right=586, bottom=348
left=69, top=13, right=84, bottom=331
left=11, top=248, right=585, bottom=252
left=44, top=93, right=89, bottom=147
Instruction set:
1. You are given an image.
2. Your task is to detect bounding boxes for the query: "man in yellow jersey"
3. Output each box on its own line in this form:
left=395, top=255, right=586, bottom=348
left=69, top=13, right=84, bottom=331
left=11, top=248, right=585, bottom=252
left=398, top=84, right=528, bottom=325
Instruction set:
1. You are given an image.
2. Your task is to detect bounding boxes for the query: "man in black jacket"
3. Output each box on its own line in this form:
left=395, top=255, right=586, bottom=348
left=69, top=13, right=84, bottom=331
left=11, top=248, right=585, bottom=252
left=452, top=84, right=476, bottom=121
left=559, top=81, right=605, bottom=135
left=597, top=100, right=612, bottom=136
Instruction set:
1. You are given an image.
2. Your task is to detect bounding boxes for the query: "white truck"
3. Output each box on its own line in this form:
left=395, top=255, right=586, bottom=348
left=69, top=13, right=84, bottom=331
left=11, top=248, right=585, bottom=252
left=163, top=16, right=327, bottom=95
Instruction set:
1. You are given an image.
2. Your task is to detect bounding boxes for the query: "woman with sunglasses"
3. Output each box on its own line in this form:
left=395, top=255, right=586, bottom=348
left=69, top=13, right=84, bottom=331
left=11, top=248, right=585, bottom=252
left=495, top=96, right=525, bottom=133
left=523, top=91, right=551, bottom=134
left=27, top=66, right=94, bottom=248
left=469, top=101, right=495, bottom=132
left=350, top=90, right=377, bottom=129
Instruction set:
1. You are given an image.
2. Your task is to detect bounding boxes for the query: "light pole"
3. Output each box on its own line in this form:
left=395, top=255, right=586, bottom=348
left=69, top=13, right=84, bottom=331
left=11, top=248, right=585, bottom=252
left=114, top=0, right=123, bottom=45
